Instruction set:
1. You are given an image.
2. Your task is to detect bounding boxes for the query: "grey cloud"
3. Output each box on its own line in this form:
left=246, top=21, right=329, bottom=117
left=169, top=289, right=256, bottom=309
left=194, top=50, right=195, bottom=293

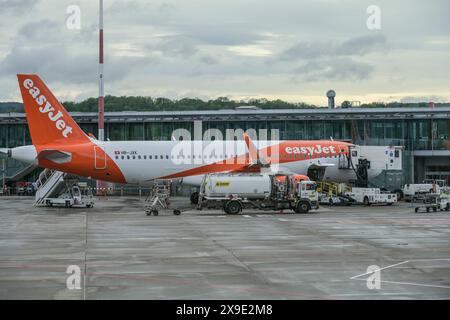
left=143, top=34, right=221, bottom=69
left=198, top=55, right=218, bottom=65
left=150, top=35, right=199, bottom=58
left=10, top=19, right=97, bottom=55
left=295, top=58, right=373, bottom=81
left=0, top=44, right=143, bottom=85
left=336, top=34, right=387, bottom=56
left=0, top=0, right=39, bottom=14
left=281, top=34, right=387, bottom=61
left=184, top=27, right=264, bottom=46
left=105, top=0, right=175, bottom=26
left=282, top=42, right=331, bottom=60
left=0, top=45, right=97, bottom=84
left=17, top=20, right=63, bottom=43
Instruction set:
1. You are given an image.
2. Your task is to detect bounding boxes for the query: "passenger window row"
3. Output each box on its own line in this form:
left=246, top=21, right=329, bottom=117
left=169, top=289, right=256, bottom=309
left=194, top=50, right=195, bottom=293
left=114, top=153, right=343, bottom=161
left=116, top=155, right=170, bottom=160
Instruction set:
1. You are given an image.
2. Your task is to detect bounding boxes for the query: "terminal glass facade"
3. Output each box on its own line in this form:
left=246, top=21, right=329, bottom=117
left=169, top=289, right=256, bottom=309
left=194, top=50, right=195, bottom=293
left=1, top=118, right=449, bottom=151
left=1, top=115, right=450, bottom=184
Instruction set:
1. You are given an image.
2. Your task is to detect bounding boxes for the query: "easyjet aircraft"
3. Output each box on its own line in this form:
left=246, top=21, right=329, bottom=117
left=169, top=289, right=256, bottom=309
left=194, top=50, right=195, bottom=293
left=1, top=75, right=356, bottom=197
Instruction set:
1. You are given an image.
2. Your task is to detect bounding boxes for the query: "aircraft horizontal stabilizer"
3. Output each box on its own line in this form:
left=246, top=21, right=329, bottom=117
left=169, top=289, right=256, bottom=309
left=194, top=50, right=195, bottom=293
left=37, top=149, right=72, bottom=164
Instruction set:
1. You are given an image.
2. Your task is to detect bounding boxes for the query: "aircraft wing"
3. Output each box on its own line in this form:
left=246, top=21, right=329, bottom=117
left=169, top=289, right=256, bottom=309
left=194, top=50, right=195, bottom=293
left=308, top=163, right=335, bottom=168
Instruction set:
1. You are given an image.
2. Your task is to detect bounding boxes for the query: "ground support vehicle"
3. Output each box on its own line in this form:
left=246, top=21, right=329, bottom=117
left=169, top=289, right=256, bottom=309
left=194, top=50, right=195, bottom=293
left=198, top=173, right=319, bottom=214
left=345, top=187, right=397, bottom=206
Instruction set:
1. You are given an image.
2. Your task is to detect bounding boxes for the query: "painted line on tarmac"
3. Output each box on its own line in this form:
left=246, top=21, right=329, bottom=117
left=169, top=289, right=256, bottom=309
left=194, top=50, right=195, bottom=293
left=411, top=258, right=450, bottom=262
left=350, top=260, right=410, bottom=279
left=353, top=278, right=450, bottom=290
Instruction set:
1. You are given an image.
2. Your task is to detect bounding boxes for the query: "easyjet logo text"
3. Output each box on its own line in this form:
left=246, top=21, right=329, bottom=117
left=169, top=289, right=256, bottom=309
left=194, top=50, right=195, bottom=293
left=23, top=78, right=73, bottom=138
left=285, top=145, right=336, bottom=156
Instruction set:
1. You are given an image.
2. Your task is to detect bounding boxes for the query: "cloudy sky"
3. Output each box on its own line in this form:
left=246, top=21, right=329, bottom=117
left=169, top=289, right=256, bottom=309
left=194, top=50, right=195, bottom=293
left=0, top=0, right=449, bottom=105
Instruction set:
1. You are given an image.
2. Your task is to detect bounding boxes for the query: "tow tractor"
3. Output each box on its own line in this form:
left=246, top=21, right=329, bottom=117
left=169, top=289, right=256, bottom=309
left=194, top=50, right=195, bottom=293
left=413, top=184, right=450, bottom=213
left=198, top=173, right=319, bottom=214
left=345, top=187, right=397, bottom=206
left=413, top=194, right=450, bottom=213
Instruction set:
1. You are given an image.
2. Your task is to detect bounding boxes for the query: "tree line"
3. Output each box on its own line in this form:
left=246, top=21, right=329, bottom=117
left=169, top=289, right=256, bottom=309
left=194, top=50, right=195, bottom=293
left=0, top=96, right=442, bottom=113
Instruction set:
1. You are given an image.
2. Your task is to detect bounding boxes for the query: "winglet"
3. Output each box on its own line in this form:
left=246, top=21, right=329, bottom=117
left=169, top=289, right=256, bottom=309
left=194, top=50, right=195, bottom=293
left=243, top=132, right=269, bottom=167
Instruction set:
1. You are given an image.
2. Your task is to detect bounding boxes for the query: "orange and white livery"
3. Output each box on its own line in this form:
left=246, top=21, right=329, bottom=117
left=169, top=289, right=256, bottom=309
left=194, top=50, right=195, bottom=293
left=2, top=74, right=358, bottom=186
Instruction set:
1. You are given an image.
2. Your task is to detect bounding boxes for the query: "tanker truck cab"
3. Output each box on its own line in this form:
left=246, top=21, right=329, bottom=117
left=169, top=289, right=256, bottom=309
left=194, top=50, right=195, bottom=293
left=295, top=181, right=319, bottom=213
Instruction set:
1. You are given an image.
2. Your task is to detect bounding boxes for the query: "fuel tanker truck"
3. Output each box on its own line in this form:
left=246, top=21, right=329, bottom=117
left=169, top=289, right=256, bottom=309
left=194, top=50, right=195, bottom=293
left=198, top=173, right=319, bottom=214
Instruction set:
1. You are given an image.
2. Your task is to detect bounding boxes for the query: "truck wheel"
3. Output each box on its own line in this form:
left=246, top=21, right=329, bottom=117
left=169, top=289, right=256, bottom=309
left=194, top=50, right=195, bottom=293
left=190, top=192, right=199, bottom=205
left=223, top=201, right=230, bottom=214
left=173, top=209, right=181, bottom=216
left=415, top=207, right=419, bottom=213
left=394, top=189, right=403, bottom=201
left=226, top=200, right=241, bottom=215
left=296, top=201, right=310, bottom=214
left=446, top=204, right=450, bottom=211
left=65, top=201, right=70, bottom=208
left=426, top=207, right=430, bottom=213
left=363, top=197, right=370, bottom=206
left=152, top=209, right=159, bottom=216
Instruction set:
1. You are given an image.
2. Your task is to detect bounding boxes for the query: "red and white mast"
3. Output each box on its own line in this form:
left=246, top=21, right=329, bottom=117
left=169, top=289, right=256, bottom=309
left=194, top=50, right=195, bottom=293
left=98, top=0, right=105, bottom=141
left=97, top=0, right=106, bottom=194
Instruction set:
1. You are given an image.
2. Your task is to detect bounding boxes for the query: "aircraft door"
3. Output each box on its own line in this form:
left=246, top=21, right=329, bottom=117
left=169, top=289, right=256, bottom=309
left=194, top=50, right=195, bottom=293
left=307, top=166, right=327, bottom=181
left=94, top=145, right=107, bottom=170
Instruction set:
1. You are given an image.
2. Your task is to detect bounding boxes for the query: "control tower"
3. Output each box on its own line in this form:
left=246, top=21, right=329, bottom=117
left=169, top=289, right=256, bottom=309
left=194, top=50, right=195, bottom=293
left=326, top=90, right=336, bottom=109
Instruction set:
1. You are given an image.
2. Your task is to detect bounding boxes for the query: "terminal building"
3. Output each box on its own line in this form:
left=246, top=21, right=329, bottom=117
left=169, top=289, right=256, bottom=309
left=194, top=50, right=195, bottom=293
left=1, top=106, right=450, bottom=186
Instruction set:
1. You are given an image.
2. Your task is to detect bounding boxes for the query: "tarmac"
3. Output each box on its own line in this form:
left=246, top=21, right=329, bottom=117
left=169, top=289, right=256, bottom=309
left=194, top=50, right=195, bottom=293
left=0, top=196, right=450, bottom=300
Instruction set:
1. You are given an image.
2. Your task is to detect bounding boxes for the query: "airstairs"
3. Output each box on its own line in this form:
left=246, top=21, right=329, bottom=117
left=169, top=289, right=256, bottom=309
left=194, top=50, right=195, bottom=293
left=34, top=169, right=79, bottom=206
left=144, top=180, right=172, bottom=216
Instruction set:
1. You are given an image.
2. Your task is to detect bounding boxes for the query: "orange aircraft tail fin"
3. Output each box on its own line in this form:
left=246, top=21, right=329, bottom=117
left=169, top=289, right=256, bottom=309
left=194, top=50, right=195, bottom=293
left=17, top=74, right=89, bottom=146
